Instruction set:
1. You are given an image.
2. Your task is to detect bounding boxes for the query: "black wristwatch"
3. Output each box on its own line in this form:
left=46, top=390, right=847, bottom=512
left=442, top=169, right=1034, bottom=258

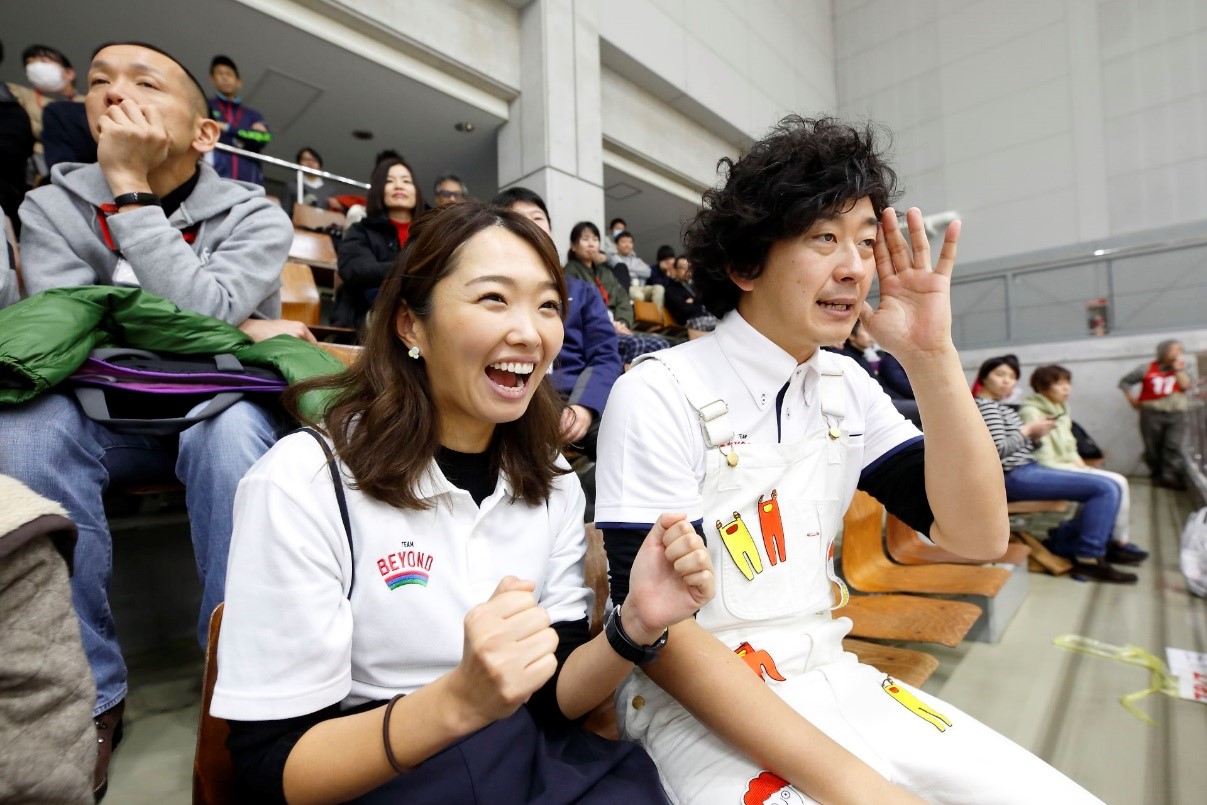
left=605, top=605, right=668, bottom=665
left=113, top=192, right=162, bottom=208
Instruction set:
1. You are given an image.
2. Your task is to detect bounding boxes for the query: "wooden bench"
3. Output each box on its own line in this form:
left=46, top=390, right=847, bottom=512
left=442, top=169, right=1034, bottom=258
left=840, top=491, right=1012, bottom=596
left=842, top=594, right=981, bottom=647
left=280, top=262, right=321, bottom=326
left=885, top=513, right=1031, bottom=567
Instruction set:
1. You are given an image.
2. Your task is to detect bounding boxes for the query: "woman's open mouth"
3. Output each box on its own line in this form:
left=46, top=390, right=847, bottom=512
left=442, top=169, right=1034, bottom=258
left=485, top=361, right=536, bottom=397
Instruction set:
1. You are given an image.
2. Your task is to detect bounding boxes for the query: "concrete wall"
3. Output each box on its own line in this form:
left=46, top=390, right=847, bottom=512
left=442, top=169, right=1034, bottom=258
left=959, top=329, right=1207, bottom=476
left=836, top=0, right=1207, bottom=265
left=599, top=0, right=836, bottom=146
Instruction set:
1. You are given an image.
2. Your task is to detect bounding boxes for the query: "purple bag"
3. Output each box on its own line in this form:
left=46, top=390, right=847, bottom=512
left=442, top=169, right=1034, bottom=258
left=69, top=348, right=287, bottom=435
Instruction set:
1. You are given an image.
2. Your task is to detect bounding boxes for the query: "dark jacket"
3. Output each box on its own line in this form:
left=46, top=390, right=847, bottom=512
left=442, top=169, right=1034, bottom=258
left=877, top=352, right=914, bottom=400
left=208, top=97, right=271, bottom=185
left=42, top=101, right=95, bottom=171
left=333, top=215, right=399, bottom=328
left=664, top=279, right=709, bottom=325
left=564, top=257, right=633, bottom=327
left=554, top=276, right=622, bottom=415
left=0, top=83, right=33, bottom=231
left=0, top=286, right=344, bottom=419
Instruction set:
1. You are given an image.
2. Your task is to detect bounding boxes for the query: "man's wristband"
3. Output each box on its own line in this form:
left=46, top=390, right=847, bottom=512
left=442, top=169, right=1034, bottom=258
left=605, top=605, right=667, bottom=666
left=113, top=192, right=162, bottom=208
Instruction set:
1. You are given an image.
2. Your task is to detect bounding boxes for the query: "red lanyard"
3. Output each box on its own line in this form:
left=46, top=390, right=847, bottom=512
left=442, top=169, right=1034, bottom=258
left=216, top=99, right=243, bottom=129
left=593, top=275, right=610, bottom=305
left=96, top=204, right=198, bottom=256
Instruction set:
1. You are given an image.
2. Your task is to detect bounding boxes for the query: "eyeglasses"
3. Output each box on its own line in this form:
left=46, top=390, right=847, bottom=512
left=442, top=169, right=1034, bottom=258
left=435, top=189, right=465, bottom=200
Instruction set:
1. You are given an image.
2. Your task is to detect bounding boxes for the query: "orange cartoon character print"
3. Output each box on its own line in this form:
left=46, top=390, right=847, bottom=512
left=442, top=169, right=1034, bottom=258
left=717, top=511, right=762, bottom=580
left=734, top=641, right=786, bottom=682
left=757, top=489, right=787, bottom=565
left=881, top=676, right=952, bottom=732
left=742, top=771, right=806, bottom=805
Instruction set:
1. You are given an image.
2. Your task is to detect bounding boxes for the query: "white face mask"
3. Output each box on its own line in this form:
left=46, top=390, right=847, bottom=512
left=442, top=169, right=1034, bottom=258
left=26, top=61, right=66, bottom=93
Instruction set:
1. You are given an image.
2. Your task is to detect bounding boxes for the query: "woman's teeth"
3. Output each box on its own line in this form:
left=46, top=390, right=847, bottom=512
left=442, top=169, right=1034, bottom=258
left=489, top=361, right=535, bottom=375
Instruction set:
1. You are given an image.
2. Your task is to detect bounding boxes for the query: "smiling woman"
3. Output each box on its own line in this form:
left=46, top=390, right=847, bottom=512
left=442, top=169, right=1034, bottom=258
left=210, top=202, right=715, bottom=804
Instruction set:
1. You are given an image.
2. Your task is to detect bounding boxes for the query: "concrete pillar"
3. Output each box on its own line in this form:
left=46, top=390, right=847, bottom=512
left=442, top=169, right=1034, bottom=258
left=497, top=0, right=604, bottom=254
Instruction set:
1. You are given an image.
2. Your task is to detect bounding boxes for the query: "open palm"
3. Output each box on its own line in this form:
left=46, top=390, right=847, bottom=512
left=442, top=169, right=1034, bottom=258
left=863, top=207, right=960, bottom=359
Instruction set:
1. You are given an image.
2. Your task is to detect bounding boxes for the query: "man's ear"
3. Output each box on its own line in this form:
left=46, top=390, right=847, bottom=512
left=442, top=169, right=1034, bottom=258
left=729, top=270, right=755, bottom=293
left=193, top=117, right=222, bottom=154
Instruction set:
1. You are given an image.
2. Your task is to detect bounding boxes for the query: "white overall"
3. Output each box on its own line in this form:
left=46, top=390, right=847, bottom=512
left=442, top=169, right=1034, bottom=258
left=615, top=351, right=1102, bottom=805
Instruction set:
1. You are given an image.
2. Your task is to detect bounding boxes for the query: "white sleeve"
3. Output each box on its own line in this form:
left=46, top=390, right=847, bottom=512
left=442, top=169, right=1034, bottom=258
left=595, top=362, right=706, bottom=527
left=210, top=447, right=354, bottom=721
left=536, top=469, right=591, bottom=625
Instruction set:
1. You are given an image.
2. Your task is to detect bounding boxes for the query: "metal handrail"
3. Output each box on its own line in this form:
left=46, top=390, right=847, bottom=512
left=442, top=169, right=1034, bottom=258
left=953, top=232, right=1207, bottom=283
left=211, top=142, right=370, bottom=201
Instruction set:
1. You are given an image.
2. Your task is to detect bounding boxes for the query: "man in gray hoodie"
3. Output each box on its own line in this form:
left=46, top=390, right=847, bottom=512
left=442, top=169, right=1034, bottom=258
left=0, top=41, right=302, bottom=799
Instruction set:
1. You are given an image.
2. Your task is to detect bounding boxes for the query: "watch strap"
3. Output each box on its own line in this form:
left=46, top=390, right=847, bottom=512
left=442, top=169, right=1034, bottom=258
left=113, top=192, right=162, bottom=208
left=605, top=605, right=668, bottom=666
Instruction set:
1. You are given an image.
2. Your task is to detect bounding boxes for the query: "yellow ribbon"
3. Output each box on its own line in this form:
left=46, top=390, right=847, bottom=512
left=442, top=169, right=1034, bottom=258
left=1053, top=635, right=1180, bottom=725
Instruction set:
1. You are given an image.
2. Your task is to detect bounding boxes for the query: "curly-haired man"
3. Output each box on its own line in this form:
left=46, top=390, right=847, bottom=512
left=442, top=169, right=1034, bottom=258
left=595, top=116, right=1102, bottom=803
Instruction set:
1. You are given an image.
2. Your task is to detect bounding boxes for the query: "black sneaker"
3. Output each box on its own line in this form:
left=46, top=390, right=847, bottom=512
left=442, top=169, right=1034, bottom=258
left=1070, top=557, right=1138, bottom=584
left=1106, top=542, right=1148, bottom=565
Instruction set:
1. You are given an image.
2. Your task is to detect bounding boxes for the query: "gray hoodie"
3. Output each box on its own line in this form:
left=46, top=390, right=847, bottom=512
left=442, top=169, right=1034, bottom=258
left=17, top=161, right=290, bottom=322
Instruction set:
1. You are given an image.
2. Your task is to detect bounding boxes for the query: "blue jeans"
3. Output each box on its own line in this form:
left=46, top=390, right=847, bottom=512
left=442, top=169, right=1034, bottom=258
left=0, top=392, right=283, bottom=715
left=1004, top=461, right=1121, bottom=558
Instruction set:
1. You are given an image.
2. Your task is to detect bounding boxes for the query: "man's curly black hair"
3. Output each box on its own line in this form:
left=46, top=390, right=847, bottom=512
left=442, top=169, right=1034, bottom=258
left=684, top=115, right=901, bottom=318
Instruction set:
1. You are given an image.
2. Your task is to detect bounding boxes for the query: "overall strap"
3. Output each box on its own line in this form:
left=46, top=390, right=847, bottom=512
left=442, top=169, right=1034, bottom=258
left=301, top=427, right=355, bottom=599
left=634, top=352, right=735, bottom=448
left=816, top=351, right=846, bottom=433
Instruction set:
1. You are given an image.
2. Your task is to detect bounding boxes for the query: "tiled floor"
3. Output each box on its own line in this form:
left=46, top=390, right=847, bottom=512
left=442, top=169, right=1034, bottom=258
left=103, top=479, right=1206, bottom=804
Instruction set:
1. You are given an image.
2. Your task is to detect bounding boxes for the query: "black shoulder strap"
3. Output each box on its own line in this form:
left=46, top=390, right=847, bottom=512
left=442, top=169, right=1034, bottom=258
left=300, top=427, right=355, bottom=598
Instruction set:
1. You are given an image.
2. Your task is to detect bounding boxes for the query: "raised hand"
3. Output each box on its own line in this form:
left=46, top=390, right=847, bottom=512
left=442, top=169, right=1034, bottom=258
left=863, top=207, right=960, bottom=360
left=449, top=576, right=559, bottom=725
left=623, top=513, right=715, bottom=644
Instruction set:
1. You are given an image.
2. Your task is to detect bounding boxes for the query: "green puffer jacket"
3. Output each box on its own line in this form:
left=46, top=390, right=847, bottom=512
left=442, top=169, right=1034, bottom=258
left=0, top=286, right=344, bottom=419
left=1018, top=392, right=1079, bottom=468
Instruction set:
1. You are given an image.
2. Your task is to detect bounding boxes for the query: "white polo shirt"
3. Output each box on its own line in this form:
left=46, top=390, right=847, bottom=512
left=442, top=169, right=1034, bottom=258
left=595, top=311, right=922, bottom=529
left=211, top=432, right=590, bottom=722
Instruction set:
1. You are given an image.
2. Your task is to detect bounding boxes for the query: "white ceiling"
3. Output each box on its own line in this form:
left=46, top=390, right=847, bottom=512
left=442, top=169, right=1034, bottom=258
left=2, top=0, right=697, bottom=253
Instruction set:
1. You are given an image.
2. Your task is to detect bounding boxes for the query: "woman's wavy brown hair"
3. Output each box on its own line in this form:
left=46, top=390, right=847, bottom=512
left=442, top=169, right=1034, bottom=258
left=284, top=202, right=569, bottom=509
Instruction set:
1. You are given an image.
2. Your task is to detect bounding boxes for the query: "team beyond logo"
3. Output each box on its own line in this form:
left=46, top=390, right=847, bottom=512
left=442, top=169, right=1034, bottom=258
left=376, top=548, right=434, bottom=590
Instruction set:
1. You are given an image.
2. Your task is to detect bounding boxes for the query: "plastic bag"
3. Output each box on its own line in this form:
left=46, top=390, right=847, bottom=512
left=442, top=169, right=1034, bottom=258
left=1180, top=507, right=1207, bottom=597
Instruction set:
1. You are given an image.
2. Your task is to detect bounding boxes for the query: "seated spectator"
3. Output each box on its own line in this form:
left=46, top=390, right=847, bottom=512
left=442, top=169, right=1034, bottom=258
left=974, top=355, right=1134, bottom=583
left=564, top=221, right=669, bottom=364
left=41, top=99, right=95, bottom=171
left=333, top=156, right=427, bottom=328
left=0, top=474, right=95, bottom=804
left=493, top=186, right=622, bottom=518
left=1021, top=365, right=1147, bottom=565
left=1118, top=339, right=1197, bottom=490
left=287, top=147, right=341, bottom=211
left=663, top=256, right=718, bottom=337
left=0, top=40, right=35, bottom=231
left=6, top=43, right=80, bottom=183
left=840, top=320, right=919, bottom=427
left=0, top=41, right=305, bottom=797
left=212, top=201, right=713, bottom=802
left=602, top=216, right=626, bottom=258
left=613, top=230, right=652, bottom=284
left=649, top=244, right=674, bottom=287
left=206, top=55, right=271, bottom=185
left=432, top=172, right=468, bottom=206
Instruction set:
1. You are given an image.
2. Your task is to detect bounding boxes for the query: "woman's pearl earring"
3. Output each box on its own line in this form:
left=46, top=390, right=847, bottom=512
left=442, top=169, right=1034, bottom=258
left=408, top=345, right=421, bottom=360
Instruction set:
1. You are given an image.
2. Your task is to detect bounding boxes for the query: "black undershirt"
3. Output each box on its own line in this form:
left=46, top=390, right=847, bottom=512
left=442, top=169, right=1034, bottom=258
left=160, top=167, right=200, bottom=218
left=226, top=447, right=592, bottom=801
left=605, top=439, right=934, bottom=606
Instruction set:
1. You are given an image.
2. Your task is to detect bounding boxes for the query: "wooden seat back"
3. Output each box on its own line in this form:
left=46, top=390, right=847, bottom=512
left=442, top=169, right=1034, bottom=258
left=293, top=204, right=347, bottom=231
left=289, top=228, right=338, bottom=271
left=316, top=342, right=363, bottom=367
left=280, top=262, right=321, bottom=326
left=842, top=638, right=938, bottom=687
left=842, top=594, right=981, bottom=647
left=193, top=603, right=234, bottom=805
left=840, top=491, right=1011, bottom=596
